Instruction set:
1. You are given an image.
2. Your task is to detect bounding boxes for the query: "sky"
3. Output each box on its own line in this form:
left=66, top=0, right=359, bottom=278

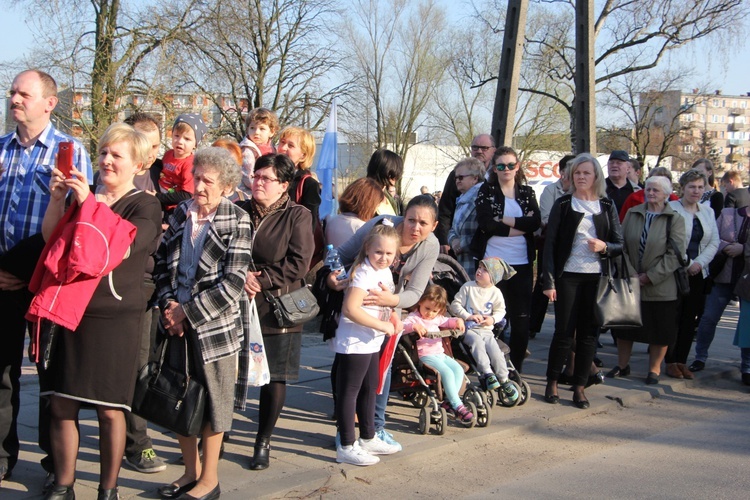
left=2, top=1, right=749, bottom=117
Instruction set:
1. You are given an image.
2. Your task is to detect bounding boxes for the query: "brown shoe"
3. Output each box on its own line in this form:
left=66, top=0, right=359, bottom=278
left=666, top=363, right=684, bottom=379
left=677, top=363, right=694, bottom=379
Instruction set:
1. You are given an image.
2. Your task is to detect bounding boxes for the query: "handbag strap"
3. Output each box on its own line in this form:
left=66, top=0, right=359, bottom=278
left=153, top=329, right=193, bottom=381
left=666, top=216, right=688, bottom=267
left=248, top=260, right=306, bottom=304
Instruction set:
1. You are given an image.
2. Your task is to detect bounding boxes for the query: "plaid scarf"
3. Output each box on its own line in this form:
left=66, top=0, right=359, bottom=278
left=250, top=193, right=289, bottom=228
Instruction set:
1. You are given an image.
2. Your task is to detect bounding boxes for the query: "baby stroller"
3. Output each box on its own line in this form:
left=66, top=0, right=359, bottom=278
left=432, top=255, right=532, bottom=408
left=390, top=331, right=489, bottom=434
left=451, top=327, right=531, bottom=408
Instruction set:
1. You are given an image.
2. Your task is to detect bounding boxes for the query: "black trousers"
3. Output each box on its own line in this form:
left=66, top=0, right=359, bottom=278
left=125, top=300, right=159, bottom=457
left=0, top=288, right=36, bottom=472
left=666, top=273, right=707, bottom=365
left=529, top=245, right=549, bottom=334
left=546, top=272, right=600, bottom=387
left=335, top=352, right=379, bottom=447
left=497, top=263, right=533, bottom=372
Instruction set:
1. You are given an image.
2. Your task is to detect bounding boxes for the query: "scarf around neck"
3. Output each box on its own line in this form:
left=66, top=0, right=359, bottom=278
left=250, top=193, right=289, bottom=228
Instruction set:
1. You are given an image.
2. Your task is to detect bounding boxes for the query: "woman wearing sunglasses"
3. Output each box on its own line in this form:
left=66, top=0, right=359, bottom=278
left=475, top=146, right=541, bottom=372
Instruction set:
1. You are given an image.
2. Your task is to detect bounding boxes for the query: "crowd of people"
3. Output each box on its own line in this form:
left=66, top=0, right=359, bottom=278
left=0, top=68, right=748, bottom=498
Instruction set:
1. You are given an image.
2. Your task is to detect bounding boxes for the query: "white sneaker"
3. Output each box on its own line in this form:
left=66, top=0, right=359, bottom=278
left=336, top=442, right=380, bottom=466
left=358, top=435, right=401, bottom=455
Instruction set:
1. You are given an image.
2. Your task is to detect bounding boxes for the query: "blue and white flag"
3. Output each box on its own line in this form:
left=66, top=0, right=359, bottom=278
left=317, top=99, right=338, bottom=219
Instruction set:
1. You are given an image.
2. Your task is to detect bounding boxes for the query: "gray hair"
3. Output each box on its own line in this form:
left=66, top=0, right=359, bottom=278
left=567, top=153, right=607, bottom=198
left=193, top=147, right=242, bottom=189
left=645, top=176, right=672, bottom=196
left=646, top=166, right=673, bottom=183
left=454, top=157, right=484, bottom=179
left=679, top=168, right=708, bottom=189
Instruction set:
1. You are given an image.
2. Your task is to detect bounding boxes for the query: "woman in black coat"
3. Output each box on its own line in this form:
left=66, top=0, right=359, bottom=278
left=542, top=153, right=624, bottom=408
left=475, top=146, right=541, bottom=372
left=239, top=154, right=314, bottom=471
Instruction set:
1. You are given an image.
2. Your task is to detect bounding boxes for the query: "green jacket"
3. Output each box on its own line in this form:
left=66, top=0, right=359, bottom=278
left=621, top=203, right=686, bottom=302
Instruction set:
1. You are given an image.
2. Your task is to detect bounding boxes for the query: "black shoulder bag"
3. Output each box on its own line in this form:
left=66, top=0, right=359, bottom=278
left=594, top=254, right=642, bottom=329
left=666, top=216, right=691, bottom=297
left=132, top=334, right=206, bottom=437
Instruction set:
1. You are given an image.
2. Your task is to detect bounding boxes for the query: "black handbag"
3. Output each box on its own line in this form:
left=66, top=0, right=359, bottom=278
left=251, top=262, right=320, bottom=328
left=595, top=255, right=642, bottom=329
left=131, top=335, right=206, bottom=437
left=666, top=217, right=690, bottom=297
left=262, top=283, right=320, bottom=328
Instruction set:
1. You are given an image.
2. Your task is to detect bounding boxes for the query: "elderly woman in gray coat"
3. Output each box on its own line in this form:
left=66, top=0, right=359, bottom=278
left=154, top=148, right=253, bottom=500
left=608, top=176, right=686, bottom=385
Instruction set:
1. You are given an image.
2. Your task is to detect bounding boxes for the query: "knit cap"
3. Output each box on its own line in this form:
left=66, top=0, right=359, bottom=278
left=173, top=113, right=208, bottom=144
left=479, top=257, right=516, bottom=284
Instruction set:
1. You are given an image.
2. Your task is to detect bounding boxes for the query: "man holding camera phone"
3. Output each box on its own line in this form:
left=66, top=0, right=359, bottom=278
left=0, top=70, right=92, bottom=489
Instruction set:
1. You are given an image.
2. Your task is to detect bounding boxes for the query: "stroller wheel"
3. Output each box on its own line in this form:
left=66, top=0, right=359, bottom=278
left=497, top=380, right=522, bottom=407
left=410, top=389, right=429, bottom=408
left=476, top=402, right=492, bottom=427
left=462, top=387, right=482, bottom=408
left=434, top=407, right=448, bottom=435
left=517, top=379, right=532, bottom=406
left=418, top=408, right=429, bottom=434
left=485, top=389, right=495, bottom=408
left=461, top=401, right=477, bottom=428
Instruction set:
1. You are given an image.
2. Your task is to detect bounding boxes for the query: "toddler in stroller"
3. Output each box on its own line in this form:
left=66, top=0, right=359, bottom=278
left=450, top=257, right=519, bottom=404
left=402, top=285, right=473, bottom=423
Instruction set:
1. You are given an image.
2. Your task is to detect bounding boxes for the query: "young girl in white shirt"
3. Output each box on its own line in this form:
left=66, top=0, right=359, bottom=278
left=334, top=224, right=402, bottom=466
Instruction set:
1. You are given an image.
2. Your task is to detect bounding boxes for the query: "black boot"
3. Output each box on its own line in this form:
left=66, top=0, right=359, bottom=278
left=97, top=485, right=118, bottom=500
left=249, top=437, right=270, bottom=470
left=44, top=484, right=75, bottom=500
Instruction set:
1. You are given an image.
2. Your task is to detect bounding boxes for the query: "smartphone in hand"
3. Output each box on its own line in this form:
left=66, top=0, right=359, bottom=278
left=56, top=142, right=74, bottom=178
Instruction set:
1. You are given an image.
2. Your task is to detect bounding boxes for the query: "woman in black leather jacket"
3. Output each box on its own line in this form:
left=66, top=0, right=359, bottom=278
left=542, top=153, right=623, bottom=409
left=474, top=146, right=541, bottom=372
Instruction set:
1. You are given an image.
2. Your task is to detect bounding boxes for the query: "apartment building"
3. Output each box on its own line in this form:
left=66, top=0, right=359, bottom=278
left=641, top=89, right=749, bottom=171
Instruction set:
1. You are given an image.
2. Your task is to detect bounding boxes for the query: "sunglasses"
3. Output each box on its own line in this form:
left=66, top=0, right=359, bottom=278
left=455, top=174, right=476, bottom=182
left=495, top=162, right=517, bottom=171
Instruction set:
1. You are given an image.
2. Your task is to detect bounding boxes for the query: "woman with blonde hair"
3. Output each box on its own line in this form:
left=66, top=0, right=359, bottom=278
left=39, top=123, right=162, bottom=500
left=278, top=126, right=319, bottom=218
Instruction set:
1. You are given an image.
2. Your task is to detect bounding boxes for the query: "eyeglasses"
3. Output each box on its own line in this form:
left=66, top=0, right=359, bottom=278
left=495, top=162, right=517, bottom=171
left=471, top=145, right=491, bottom=152
left=252, top=174, right=280, bottom=184
left=455, top=174, right=476, bottom=182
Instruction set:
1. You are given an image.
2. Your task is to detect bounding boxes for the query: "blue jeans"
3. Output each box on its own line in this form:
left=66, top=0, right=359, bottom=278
left=374, top=367, right=391, bottom=432
left=420, top=354, right=465, bottom=408
left=694, top=283, right=733, bottom=363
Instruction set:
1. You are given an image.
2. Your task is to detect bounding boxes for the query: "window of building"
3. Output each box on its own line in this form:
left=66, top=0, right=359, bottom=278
left=720, top=131, right=725, bottom=138
left=713, top=99, right=720, bottom=107
left=742, top=101, right=748, bottom=109
left=721, top=115, right=726, bottom=123
left=722, top=100, right=726, bottom=107
left=711, top=131, right=718, bottom=138
left=683, top=144, right=693, bottom=153
left=713, top=115, right=719, bottom=123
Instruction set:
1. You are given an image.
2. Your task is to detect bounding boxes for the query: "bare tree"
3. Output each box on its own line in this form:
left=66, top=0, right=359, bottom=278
left=10, top=0, right=201, bottom=149
left=342, top=0, right=448, bottom=161
left=426, top=26, right=494, bottom=161
left=173, top=0, right=348, bottom=140
left=472, top=0, right=748, bottom=152
left=600, top=68, right=709, bottom=167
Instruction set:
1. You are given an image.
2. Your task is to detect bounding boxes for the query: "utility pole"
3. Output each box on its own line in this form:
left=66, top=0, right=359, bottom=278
left=490, top=0, right=528, bottom=149
left=573, top=0, right=596, bottom=154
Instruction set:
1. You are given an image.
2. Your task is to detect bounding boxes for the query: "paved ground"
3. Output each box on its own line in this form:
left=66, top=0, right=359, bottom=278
left=1, top=302, right=746, bottom=499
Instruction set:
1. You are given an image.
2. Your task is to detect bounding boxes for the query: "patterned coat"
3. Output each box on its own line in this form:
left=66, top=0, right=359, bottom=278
left=474, top=181, right=541, bottom=264
left=154, top=198, right=253, bottom=364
